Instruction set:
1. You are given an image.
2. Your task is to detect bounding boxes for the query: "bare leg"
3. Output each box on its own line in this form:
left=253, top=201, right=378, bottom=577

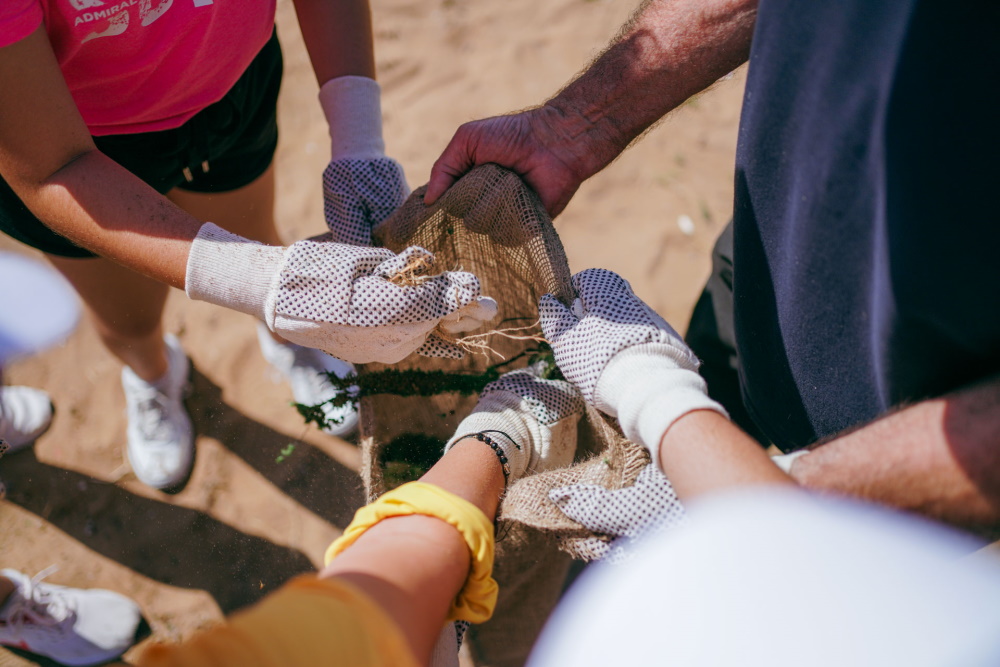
left=46, top=255, right=170, bottom=383
left=166, top=163, right=280, bottom=246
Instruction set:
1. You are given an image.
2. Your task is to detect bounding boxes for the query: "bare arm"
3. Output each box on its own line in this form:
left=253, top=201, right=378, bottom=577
left=291, top=0, right=377, bottom=85
left=658, top=409, right=793, bottom=499
left=319, top=439, right=504, bottom=664
left=790, top=375, right=1000, bottom=530
left=0, top=27, right=203, bottom=288
left=426, top=0, right=757, bottom=216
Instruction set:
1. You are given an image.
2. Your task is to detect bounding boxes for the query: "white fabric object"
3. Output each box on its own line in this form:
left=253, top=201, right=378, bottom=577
left=540, top=269, right=726, bottom=459
left=186, top=223, right=497, bottom=363
left=428, top=623, right=460, bottom=667
left=596, top=344, right=727, bottom=460
left=319, top=76, right=385, bottom=161
left=0, top=386, right=54, bottom=452
left=256, top=324, right=359, bottom=438
left=322, top=158, right=410, bottom=246
left=549, top=463, right=686, bottom=563
left=319, top=77, right=409, bottom=246
left=0, top=567, right=143, bottom=666
left=772, top=449, right=810, bottom=474
left=445, top=367, right=584, bottom=482
left=0, top=252, right=79, bottom=363
left=183, top=223, right=283, bottom=322
left=122, top=334, right=194, bottom=490
left=530, top=489, right=1000, bottom=667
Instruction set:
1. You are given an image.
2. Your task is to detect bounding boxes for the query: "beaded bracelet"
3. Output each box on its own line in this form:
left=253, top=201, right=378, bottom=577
left=454, top=430, right=517, bottom=486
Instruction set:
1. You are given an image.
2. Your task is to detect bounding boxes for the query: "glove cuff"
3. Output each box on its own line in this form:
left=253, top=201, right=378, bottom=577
left=185, top=222, right=284, bottom=323
left=596, top=344, right=729, bottom=459
left=319, top=75, right=385, bottom=160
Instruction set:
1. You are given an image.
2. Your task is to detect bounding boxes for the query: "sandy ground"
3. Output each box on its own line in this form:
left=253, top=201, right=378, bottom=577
left=0, top=0, right=747, bottom=664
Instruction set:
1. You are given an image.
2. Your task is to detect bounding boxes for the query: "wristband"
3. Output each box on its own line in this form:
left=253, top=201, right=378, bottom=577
left=324, top=482, right=498, bottom=624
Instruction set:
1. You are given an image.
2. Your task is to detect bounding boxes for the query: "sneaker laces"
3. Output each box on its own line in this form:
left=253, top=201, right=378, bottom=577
left=2, top=566, right=73, bottom=640
left=131, top=383, right=178, bottom=442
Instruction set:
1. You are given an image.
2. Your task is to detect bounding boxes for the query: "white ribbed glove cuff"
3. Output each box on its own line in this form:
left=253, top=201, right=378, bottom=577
left=595, top=344, right=728, bottom=459
left=446, top=406, right=531, bottom=481
left=319, top=76, right=385, bottom=160
left=185, top=222, right=284, bottom=322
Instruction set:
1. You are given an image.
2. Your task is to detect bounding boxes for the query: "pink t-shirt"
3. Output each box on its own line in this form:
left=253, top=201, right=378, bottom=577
left=0, top=1, right=276, bottom=136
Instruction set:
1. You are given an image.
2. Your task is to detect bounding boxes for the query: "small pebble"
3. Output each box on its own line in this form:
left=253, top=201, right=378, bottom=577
left=677, top=215, right=695, bottom=236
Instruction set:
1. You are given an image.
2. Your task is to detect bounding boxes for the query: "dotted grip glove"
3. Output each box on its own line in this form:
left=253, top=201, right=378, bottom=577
left=320, top=76, right=410, bottom=246
left=540, top=268, right=727, bottom=465
left=550, top=463, right=686, bottom=563
left=185, top=223, right=497, bottom=364
left=445, top=367, right=585, bottom=483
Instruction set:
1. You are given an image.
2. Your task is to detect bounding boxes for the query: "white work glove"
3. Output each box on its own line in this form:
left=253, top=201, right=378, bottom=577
left=445, top=366, right=585, bottom=483
left=319, top=76, right=410, bottom=246
left=549, top=463, right=686, bottom=563
left=539, top=269, right=728, bottom=463
left=185, top=223, right=497, bottom=364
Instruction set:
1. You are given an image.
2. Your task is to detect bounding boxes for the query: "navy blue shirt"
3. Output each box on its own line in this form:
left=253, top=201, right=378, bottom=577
left=733, top=1, right=1000, bottom=450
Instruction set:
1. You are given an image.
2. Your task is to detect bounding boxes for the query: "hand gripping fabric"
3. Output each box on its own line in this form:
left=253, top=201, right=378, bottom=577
left=185, top=223, right=496, bottom=364
left=445, top=367, right=585, bottom=481
left=541, top=268, right=728, bottom=459
left=273, top=240, right=490, bottom=363
left=549, top=463, right=686, bottom=563
left=319, top=76, right=411, bottom=246
left=324, top=482, right=498, bottom=624
left=323, top=159, right=410, bottom=246
left=358, top=165, right=652, bottom=666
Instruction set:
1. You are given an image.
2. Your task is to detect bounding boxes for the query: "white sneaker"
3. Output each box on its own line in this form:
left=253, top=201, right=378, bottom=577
left=0, top=386, right=54, bottom=453
left=257, top=324, right=359, bottom=437
left=0, top=567, right=143, bottom=667
left=122, top=334, right=194, bottom=490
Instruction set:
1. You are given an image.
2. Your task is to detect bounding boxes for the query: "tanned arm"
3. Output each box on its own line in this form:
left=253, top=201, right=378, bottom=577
left=0, top=27, right=200, bottom=288
left=426, top=0, right=758, bottom=216
left=790, top=375, right=1000, bottom=531
left=291, top=0, right=377, bottom=84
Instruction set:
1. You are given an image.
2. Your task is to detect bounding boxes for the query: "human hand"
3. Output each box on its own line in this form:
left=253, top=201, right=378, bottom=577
left=445, top=366, right=585, bottom=483
left=185, top=223, right=497, bottom=364
left=540, top=268, right=727, bottom=457
left=425, top=106, right=596, bottom=218
left=319, top=76, right=410, bottom=245
left=549, top=463, right=686, bottom=563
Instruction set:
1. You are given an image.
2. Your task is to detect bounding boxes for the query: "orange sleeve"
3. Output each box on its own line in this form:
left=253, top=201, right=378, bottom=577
left=137, top=576, right=419, bottom=667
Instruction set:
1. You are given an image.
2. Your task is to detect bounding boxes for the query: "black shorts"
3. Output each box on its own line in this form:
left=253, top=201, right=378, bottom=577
left=684, top=222, right=770, bottom=447
left=0, top=29, right=283, bottom=258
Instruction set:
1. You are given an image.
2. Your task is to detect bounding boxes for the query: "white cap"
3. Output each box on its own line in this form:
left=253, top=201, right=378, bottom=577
left=0, top=252, right=80, bottom=363
left=530, top=489, right=1000, bottom=667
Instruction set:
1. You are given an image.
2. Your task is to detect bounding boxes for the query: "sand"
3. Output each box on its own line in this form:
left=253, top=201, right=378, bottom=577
left=0, top=0, right=745, bottom=663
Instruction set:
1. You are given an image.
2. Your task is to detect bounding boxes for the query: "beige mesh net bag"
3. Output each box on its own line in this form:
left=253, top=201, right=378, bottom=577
left=363, top=164, right=649, bottom=665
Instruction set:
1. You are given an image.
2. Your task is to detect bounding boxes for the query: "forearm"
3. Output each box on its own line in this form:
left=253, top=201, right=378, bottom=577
left=0, top=27, right=201, bottom=288
left=544, top=0, right=757, bottom=179
left=21, top=150, right=199, bottom=288
left=658, top=409, right=793, bottom=500
left=320, top=439, right=504, bottom=664
left=791, top=375, right=1000, bottom=529
left=293, top=0, right=376, bottom=85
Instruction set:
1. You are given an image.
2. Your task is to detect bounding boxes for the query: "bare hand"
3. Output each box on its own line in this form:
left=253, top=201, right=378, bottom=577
left=425, top=107, right=596, bottom=218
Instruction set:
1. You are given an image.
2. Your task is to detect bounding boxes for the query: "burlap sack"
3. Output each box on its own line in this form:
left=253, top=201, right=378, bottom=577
left=362, top=164, right=649, bottom=665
